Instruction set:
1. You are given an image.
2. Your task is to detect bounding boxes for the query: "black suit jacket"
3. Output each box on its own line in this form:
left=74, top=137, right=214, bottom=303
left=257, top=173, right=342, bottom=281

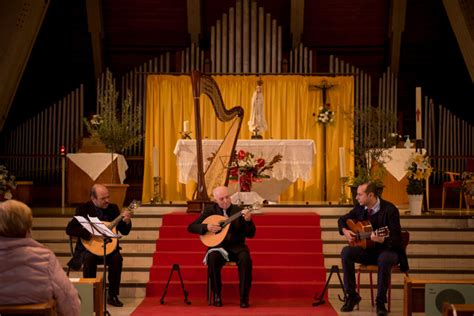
left=337, top=198, right=409, bottom=272
left=188, top=203, right=256, bottom=254
left=65, top=201, right=132, bottom=269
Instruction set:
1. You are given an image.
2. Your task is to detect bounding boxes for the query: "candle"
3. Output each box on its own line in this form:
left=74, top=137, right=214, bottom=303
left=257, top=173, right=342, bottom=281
left=152, top=147, right=159, bottom=177
left=339, top=147, right=346, bottom=178
left=416, top=87, right=422, bottom=140
left=183, top=120, right=190, bottom=133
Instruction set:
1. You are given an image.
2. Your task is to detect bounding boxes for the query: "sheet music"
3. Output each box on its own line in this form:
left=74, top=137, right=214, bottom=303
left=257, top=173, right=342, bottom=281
left=74, top=215, right=121, bottom=238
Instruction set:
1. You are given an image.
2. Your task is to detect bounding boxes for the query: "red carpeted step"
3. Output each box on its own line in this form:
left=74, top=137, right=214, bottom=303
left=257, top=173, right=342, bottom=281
left=146, top=280, right=326, bottom=299
left=149, top=265, right=327, bottom=282
left=159, top=225, right=321, bottom=239
left=154, top=238, right=323, bottom=252
left=145, top=212, right=327, bottom=301
left=162, top=212, right=321, bottom=226
left=152, top=251, right=325, bottom=266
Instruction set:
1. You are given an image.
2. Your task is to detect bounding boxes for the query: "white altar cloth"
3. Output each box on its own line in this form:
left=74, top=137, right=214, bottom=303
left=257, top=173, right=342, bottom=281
left=173, top=139, right=316, bottom=183
left=382, top=148, right=426, bottom=181
left=67, top=153, right=128, bottom=184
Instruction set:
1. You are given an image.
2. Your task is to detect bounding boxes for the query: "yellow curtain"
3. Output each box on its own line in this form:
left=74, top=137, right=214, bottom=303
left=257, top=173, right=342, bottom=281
left=142, top=75, right=354, bottom=203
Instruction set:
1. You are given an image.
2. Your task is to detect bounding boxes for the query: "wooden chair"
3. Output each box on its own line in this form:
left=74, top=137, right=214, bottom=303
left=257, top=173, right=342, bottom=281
left=356, top=230, right=410, bottom=312
left=442, top=159, right=474, bottom=210
left=207, top=261, right=237, bottom=305
left=443, top=303, right=474, bottom=316
left=0, top=299, right=56, bottom=316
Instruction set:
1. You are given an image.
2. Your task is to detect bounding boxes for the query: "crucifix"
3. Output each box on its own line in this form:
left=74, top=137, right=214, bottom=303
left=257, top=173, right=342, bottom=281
left=309, top=80, right=335, bottom=202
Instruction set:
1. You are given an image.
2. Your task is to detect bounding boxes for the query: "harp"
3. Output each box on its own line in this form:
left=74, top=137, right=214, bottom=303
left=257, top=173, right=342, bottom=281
left=188, top=71, right=244, bottom=213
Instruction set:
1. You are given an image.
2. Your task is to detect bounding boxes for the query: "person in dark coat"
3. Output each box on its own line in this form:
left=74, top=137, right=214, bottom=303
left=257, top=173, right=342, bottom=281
left=66, top=184, right=132, bottom=307
left=338, top=182, right=409, bottom=316
left=188, top=186, right=256, bottom=308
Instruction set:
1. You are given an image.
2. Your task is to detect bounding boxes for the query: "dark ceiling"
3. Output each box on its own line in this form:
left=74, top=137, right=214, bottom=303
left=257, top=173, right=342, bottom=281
left=6, top=0, right=473, bottom=132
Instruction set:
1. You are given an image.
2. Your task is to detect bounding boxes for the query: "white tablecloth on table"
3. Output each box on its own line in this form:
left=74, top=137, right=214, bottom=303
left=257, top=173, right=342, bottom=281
left=173, top=139, right=316, bottom=183
left=382, top=148, right=426, bottom=181
left=67, top=153, right=128, bottom=184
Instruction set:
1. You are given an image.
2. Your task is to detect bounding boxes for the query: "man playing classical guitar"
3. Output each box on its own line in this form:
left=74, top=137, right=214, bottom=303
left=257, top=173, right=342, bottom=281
left=66, top=184, right=132, bottom=307
left=338, top=182, right=408, bottom=316
left=188, top=186, right=256, bottom=308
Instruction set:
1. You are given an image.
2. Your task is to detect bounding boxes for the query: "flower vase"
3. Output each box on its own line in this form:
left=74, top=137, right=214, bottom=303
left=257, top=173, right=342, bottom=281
left=239, top=174, right=253, bottom=192
left=408, top=194, right=423, bottom=215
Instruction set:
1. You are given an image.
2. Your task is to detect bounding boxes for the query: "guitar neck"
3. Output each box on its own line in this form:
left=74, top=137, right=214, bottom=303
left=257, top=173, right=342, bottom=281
left=357, top=231, right=372, bottom=240
left=222, top=210, right=243, bottom=226
left=107, top=214, right=124, bottom=230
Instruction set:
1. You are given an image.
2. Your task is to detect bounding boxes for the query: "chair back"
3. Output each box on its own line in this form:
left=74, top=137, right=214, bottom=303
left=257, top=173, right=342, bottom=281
left=401, top=230, right=410, bottom=251
left=466, top=159, right=474, bottom=172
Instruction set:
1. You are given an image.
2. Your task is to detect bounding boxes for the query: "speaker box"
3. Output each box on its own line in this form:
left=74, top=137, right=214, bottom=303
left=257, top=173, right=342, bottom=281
left=425, top=284, right=474, bottom=316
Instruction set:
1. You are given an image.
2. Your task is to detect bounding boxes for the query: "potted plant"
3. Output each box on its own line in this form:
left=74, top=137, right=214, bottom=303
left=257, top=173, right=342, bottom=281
left=83, top=70, right=143, bottom=206
left=347, top=106, right=398, bottom=203
left=405, top=152, right=432, bottom=215
left=0, top=165, right=16, bottom=200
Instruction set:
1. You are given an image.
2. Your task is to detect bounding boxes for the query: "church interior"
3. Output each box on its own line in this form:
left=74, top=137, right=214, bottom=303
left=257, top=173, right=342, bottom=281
left=0, top=0, right=473, bottom=315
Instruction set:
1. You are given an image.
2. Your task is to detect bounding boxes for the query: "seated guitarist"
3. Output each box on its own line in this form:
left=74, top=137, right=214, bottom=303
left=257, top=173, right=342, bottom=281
left=188, top=186, right=256, bottom=308
left=65, top=184, right=132, bottom=307
left=338, top=182, right=408, bottom=316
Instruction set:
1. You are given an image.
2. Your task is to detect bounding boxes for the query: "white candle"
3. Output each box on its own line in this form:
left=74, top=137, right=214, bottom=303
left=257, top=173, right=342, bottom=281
left=416, top=87, right=422, bottom=140
left=183, top=120, right=190, bottom=132
left=152, top=147, right=159, bottom=177
left=339, top=147, right=346, bottom=178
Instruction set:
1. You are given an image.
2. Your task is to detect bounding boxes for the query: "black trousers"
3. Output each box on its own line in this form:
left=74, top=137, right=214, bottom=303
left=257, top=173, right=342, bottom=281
left=340, top=246, right=398, bottom=305
left=82, top=250, right=123, bottom=296
left=207, top=248, right=252, bottom=300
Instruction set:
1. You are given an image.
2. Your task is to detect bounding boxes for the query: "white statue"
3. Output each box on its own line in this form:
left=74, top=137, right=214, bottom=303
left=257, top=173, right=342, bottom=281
left=248, top=80, right=267, bottom=139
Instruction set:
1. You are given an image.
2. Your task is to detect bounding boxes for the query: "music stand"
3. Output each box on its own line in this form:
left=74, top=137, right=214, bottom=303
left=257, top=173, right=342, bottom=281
left=81, top=219, right=121, bottom=316
left=313, top=265, right=346, bottom=306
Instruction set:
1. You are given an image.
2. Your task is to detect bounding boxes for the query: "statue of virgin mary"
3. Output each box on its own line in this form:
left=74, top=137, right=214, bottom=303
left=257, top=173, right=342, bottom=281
left=248, top=79, right=267, bottom=139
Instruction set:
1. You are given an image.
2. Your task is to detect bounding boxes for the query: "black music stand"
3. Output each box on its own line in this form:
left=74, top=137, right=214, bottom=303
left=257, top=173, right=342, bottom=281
left=83, top=219, right=121, bottom=316
left=160, top=264, right=191, bottom=305
left=313, top=265, right=346, bottom=306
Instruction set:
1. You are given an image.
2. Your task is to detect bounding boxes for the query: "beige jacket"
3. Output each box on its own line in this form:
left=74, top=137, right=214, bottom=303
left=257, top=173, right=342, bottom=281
left=0, top=236, right=81, bottom=316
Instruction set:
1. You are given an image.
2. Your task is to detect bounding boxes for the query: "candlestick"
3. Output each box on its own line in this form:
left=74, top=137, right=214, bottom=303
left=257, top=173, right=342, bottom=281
left=416, top=87, right=422, bottom=140
left=150, top=176, right=163, bottom=204
left=152, top=147, right=159, bottom=177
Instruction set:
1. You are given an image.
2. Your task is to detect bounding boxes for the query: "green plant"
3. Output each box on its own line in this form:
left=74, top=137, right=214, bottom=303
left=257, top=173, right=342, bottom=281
left=84, top=70, right=143, bottom=154
left=0, top=165, right=16, bottom=199
left=347, top=106, right=398, bottom=189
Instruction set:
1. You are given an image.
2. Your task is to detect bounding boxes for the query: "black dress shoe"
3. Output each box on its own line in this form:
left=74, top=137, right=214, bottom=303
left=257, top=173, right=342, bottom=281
left=340, top=295, right=361, bottom=312
left=376, top=303, right=388, bottom=316
left=240, top=299, right=249, bottom=308
left=213, top=293, right=223, bottom=307
left=107, top=295, right=124, bottom=307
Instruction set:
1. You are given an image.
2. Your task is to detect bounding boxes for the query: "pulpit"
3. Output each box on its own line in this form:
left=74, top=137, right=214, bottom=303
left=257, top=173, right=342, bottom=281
left=174, top=139, right=315, bottom=202
left=381, top=148, right=426, bottom=207
left=67, top=153, right=128, bottom=205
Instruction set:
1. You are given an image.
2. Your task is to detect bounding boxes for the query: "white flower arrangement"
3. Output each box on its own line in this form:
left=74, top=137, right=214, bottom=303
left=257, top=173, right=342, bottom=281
left=405, top=152, right=433, bottom=194
left=317, top=104, right=335, bottom=124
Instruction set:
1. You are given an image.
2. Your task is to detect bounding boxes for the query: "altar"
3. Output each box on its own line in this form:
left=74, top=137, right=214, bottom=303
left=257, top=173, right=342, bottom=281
left=66, top=153, right=128, bottom=204
left=173, top=139, right=316, bottom=202
left=381, top=148, right=426, bottom=207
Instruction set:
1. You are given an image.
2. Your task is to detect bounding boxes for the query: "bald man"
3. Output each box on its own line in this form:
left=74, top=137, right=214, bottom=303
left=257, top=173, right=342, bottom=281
left=66, top=184, right=132, bottom=307
left=188, top=186, right=256, bottom=308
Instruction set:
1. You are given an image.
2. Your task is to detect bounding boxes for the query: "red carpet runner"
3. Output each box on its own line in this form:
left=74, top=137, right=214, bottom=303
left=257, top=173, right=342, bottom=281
left=132, top=212, right=337, bottom=315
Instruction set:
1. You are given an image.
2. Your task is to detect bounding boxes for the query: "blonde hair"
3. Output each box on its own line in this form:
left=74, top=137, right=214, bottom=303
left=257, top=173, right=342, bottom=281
left=0, top=200, right=33, bottom=238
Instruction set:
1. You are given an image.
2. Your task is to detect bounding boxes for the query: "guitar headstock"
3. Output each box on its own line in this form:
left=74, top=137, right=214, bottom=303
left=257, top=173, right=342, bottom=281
left=127, top=199, right=141, bottom=214
left=375, top=226, right=390, bottom=238
left=245, top=202, right=263, bottom=212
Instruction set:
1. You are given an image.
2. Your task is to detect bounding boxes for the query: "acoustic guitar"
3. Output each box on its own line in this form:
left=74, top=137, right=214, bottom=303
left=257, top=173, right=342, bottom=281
left=81, top=199, right=140, bottom=256
left=200, top=203, right=262, bottom=247
left=346, top=219, right=390, bottom=249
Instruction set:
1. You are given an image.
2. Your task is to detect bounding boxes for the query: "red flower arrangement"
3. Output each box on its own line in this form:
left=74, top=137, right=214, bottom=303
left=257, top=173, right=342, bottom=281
left=229, top=150, right=282, bottom=192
